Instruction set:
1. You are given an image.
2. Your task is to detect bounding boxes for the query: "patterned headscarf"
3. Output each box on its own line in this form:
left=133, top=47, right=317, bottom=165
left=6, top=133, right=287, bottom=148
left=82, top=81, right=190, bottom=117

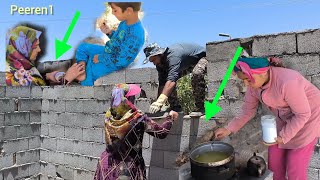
left=6, top=26, right=46, bottom=86
left=104, top=83, right=142, bottom=145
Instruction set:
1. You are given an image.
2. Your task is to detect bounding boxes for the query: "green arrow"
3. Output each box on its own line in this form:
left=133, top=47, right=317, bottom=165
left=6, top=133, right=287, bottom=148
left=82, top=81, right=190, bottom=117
left=55, top=11, right=80, bottom=60
left=205, top=46, right=243, bottom=121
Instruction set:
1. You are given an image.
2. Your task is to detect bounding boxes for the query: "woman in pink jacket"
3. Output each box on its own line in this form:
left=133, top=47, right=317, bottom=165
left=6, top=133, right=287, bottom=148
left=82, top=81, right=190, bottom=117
left=214, top=57, right=320, bottom=180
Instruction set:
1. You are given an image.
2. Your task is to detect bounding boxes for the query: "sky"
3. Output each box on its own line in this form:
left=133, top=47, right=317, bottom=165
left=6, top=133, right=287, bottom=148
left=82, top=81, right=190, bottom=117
left=1, top=0, right=320, bottom=72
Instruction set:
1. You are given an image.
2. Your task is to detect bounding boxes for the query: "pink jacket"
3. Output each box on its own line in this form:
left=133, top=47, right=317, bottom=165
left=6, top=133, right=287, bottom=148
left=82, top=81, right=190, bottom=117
left=226, top=67, right=320, bottom=149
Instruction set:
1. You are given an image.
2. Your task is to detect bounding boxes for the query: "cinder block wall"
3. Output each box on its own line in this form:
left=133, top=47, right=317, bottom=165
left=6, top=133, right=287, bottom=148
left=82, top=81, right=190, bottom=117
left=206, top=29, right=320, bottom=180
left=0, top=28, right=319, bottom=180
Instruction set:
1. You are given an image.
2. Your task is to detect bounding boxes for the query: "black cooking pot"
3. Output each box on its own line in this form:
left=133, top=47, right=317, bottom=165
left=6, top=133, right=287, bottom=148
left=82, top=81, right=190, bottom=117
left=190, top=141, right=236, bottom=180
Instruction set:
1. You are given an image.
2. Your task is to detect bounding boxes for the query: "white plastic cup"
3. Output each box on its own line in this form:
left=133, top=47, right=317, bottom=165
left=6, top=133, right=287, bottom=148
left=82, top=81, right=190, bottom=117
left=261, top=115, right=277, bottom=143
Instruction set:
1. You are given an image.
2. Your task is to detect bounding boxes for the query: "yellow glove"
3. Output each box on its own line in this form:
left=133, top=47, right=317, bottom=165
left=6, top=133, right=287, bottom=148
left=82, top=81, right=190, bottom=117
left=149, top=94, right=168, bottom=113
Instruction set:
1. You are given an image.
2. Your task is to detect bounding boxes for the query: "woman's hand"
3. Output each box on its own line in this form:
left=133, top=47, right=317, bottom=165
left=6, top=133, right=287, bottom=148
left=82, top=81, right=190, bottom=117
left=99, top=22, right=112, bottom=35
left=262, top=136, right=284, bottom=146
left=169, top=110, right=179, bottom=121
left=214, top=127, right=231, bottom=140
left=45, top=71, right=60, bottom=83
left=64, top=63, right=86, bottom=84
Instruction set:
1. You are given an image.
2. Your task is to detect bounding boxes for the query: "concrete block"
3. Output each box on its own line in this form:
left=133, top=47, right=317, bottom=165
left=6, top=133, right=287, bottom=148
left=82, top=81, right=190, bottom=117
left=229, top=99, right=244, bottom=117
left=312, top=75, right=320, bottom=89
left=0, top=99, right=16, bottom=113
left=17, top=125, right=33, bottom=138
left=126, top=68, right=158, bottom=83
left=142, top=133, right=151, bottom=148
left=57, top=138, right=74, bottom=153
left=48, top=100, right=66, bottom=112
left=73, top=169, right=95, bottom=180
left=168, top=112, right=185, bottom=135
left=207, top=81, right=221, bottom=99
left=73, top=141, right=92, bottom=156
left=98, top=69, right=126, bottom=85
left=207, top=61, right=230, bottom=81
left=196, top=117, right=216, bottom=137
left=1, top=166, right=18, bottom=180
left=149, top=166, right=179, bottom=180
left=41, top=124, right=49, bottom=136
left=29, top=136, right=41, bottom=149
left=2, top=138, right=29, bottom=154
left=180, top=135, right=190, bottom=152
left=310, top=152, right=320, bottom=168
left=0, top=154, right=14, bottom=169
left=40, top=137, right=57, bottom=151
left=142, top=148, right=152, bottom=166
left=65, top=99, right=109, bottom=114
left=4, top=112, right=30, bottom=126
left=6, top=86, right=31, bottom=98
left=224, top=78, right=243, bottom=99
left=48, top=151, right=64, bottom=165
left=72, top=113, right=94, bottom=128
left=93, top=85, right=113, bottom=100
left=31, top=86, right=43, bottom=98
left=163, top=151, right=180, bottom=169
left=30, top=111, right=41, bottom=123
left=91, top=142, right=105, bottom=157
left=91, top=113, right=105, bottom=128
left=82, top=128, right=104, bottom=143
left=135, top=98, right=152, bottom=113
left=149, top=149, right=164, bottom=168
left=308, top=168, right=319, bottom=180
left=206, top=41, right=241, bottom=62
left=0, top=113, right=4, bottom=127
left=1, top=126, right=17, bottom=140
left=64, top=127, right=82, bottom=140
left=297, top=29, right=320, bottom=53
left=28, top=162, right=40, bottom=177
left=140, top=82, right=159, bottom=100
left=55, top=165, right=74, bottom=180
left=41, top=99, right=50, bottom=112
left=252, top=33, right=296, bottom=56
left=82, top=156, right=99, bottom=171
left=48, top=125, right=65, bottom=138
left=55, top=86, right=95, bottom=99
left=152, top=134, right=180, bottom=151
left=40, top=149, right=49, bottom=162
left=16, top=149, right=40, bottom=165
left=18, top=98, right=42, bottom=111
left=40, top=162, right=56, bottom=177
left=0, top=86, right=5, bottom=98
left=55, top=113, right=76, bottom=127
left=64, top=153, right=82, bottom=168
left=281, top=54, right=320, bottom=77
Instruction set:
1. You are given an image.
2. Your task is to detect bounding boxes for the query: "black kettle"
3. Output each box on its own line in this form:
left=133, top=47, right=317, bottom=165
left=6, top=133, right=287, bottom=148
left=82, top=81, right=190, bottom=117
left=247, top=152, right=266, bottom=177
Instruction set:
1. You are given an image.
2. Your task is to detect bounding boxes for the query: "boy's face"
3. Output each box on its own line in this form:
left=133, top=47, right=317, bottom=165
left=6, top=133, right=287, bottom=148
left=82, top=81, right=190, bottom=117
left=149, top=55, right=162, bottom=66
left=110, top=3, right=131, bottom=21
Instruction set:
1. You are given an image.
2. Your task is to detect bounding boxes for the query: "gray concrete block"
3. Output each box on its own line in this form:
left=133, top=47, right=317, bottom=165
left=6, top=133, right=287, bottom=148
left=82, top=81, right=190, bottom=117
left=135, top=98, right=152, bottom=113
left=65, top=99, right=109, bottom=114
left=224, top=78, right=243, bottom=99
left=56, top=165, right=74, bottom=180
left=82, top=128, right=103, bottom=143
left=149, top=166, right=179, bottom=180
left=56, top=138, right=74, bottom=153
left=229, top=100, right=244, bottom=117
left=308, top=168, right=320, bottom=180
left=1, top=166, right=18, bottom=180
left=0, top=86, right=5, bottom=98
left=142, top=148, right=152, bottom=166
left=168, top=112, right=185, bottom=135
left=64, top=153, right=82, bottom=168
left=140, top=82, right=159, bottom=100
left=18, top=98, right=42, bottom=111
left=281, top=54, right=320, bottom=77
left=91, top=114, right=105, bottom=128
left=31, top=86, right=43, bottom=98
left=48, top=100, right=66, bottom=112
left=55, top=113, right=76, bottom=127
left=93, top=85, right=113, bottom=100
left=297, top=29, right=320, bottom=54
left=206, top=41, right=241, bottom=62
left=4, top=112, right=30, bottom=126
left=2, top=138, right=29, bottom=154
left=126, top=68, right=158, bottom=83
left=55, top=86, right=95, bottom=99
left=310, top=152, right=320, bottom=168
left=30, top=111, right=41, bottom=123
left=41, top=99, right=50, bottom=112
left=40, top=149, right=49, bottom=162
left=152, top=134, right=180, bottom=151
left=150, top=149, right=164, bottom=168
left=252, top=33, right=296, bottom=56
left=73, top=169, right=95, bottom=180
left=29, top=136, right=41, bottom=149
left=40, top=162, right=56, bottom=177
left=41, top=124, right=49, bottom=136
left=48, top=151, right=64, bottom=165
left=82, top=156, right=99, bottom=171
left=0, top=113, right=4, bottom=127
left=72, top=113, right=94, bottom=128
left=207, top=61, right=230, bottom=82
left=65, top=127, right=82, bottom=140
left=0, top=154, right=14, bottom=169
left=91, top=142, right=105, bottom=157
left=17, top=125, right=33, bottom=138
left=0, top=99, right=16, bottom=113
left=73, top=141, right=93, bottom=156
left=16, top=149, right=40, bottom=165
left=28, top=162, right=40, bottom=177
left=6, top=86, right=31, bottom=98
left=1, top=126, right=17, bottom=140
left=48, top=125, right=64, bottom=138
left=142, top=133, right=151, bottom=148
left=40, top=137, right=57, bottom=151
left=207, top=81, right=221, bottom=99
left=163, top=151, right=180, bottom=169
left=180, top=135, right=190, bottom=152
left=98, top=69, right=126, bottom=85
left=312, top=75, right=320, bottom=89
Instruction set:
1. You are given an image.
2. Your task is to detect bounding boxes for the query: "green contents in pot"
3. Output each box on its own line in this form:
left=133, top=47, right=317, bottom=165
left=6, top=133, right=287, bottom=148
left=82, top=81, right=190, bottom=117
left=194, top=151, right=229, bottom=163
